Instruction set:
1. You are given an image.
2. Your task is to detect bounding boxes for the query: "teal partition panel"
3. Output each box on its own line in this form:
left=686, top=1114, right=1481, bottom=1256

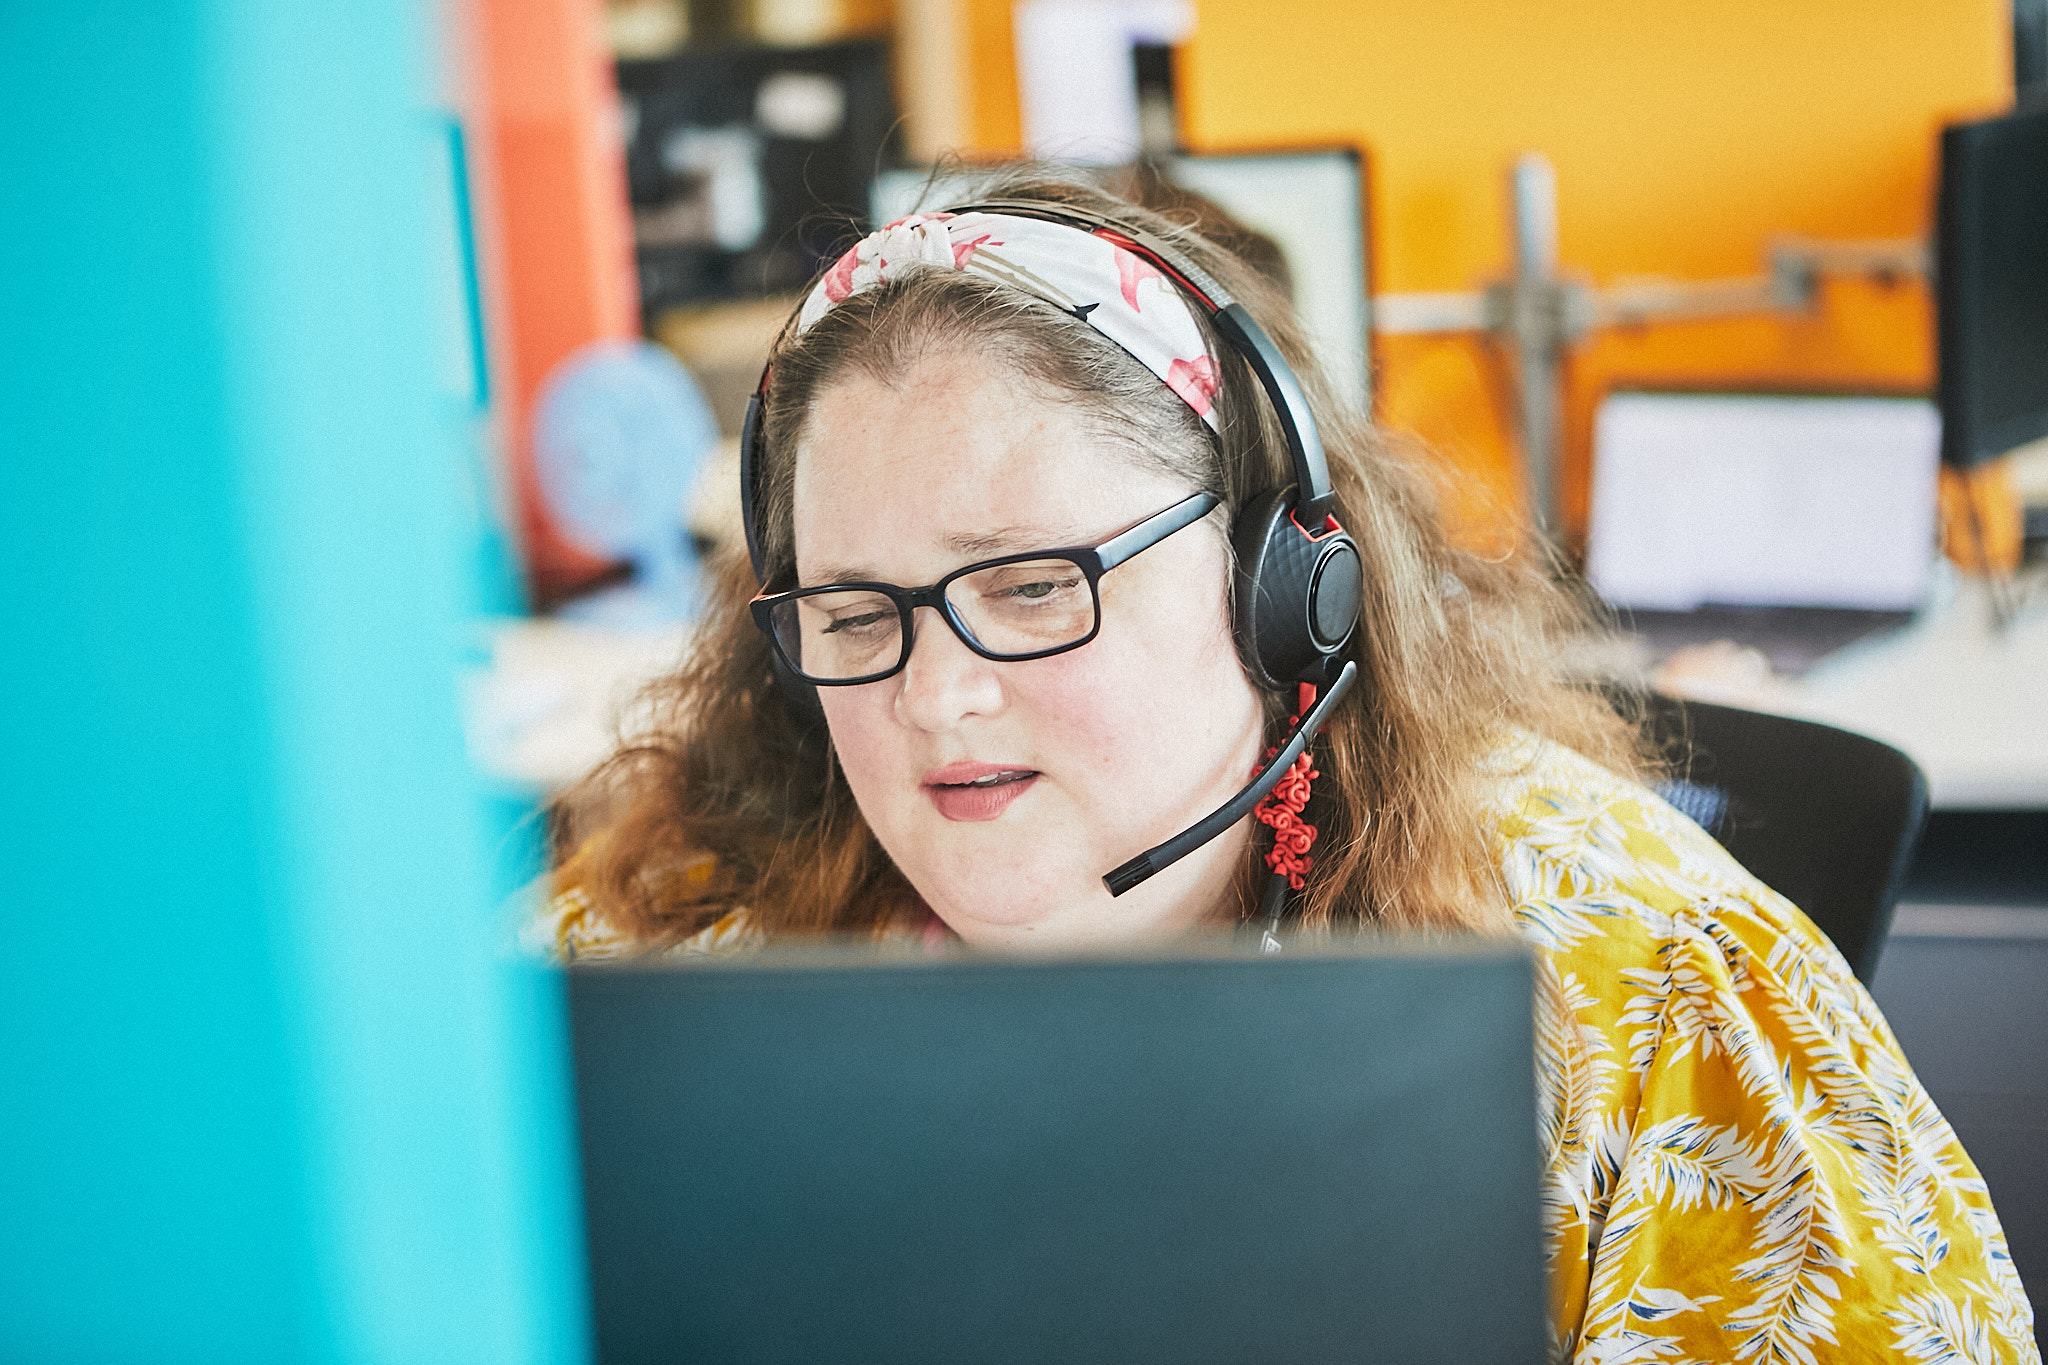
left=0, top=4, right=586, bottom=1362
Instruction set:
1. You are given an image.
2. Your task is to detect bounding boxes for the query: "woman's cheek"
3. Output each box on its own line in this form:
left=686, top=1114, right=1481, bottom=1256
left=821, top=691, right=909, bottom=811
left=1022, top=640, right=1167, bottom=787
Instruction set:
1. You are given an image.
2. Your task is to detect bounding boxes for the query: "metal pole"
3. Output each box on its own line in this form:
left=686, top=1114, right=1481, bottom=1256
left=1366, top=160, right=1926, bottom=545
left=1507, top=152, right=1562, bottom=536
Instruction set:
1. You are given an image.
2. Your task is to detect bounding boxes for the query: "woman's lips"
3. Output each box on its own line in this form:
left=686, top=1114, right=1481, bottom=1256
left=922, top=762, right=1040, bottom=822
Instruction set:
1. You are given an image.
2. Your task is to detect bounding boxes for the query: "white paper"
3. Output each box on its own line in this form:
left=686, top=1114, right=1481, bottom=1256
left=1585, top=392, right=1941, bottom=611
left=1013, top=0, right=1194, bottom=165
left=1164, top=152, right=1369, bottom=410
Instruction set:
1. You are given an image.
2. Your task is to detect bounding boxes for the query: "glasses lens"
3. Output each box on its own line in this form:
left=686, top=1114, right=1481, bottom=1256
left=771, top=589, right=903, bottom=681
left=945, top=558, right=1097, bottom=657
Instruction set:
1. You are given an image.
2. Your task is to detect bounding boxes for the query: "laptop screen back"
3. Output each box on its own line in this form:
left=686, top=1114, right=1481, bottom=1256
left=570, top=946, right=1543, bottom=1365
left=1586, top=390, right=1941, bottom=612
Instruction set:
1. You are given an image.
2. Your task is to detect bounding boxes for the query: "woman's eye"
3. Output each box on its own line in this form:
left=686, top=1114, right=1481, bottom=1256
left=822, top=610, right=892, bottom=635
left=994, top=574, right=1078, bottom=602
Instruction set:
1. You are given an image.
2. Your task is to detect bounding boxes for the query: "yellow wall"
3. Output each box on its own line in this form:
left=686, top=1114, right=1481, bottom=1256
left=1174, top=0, right=2012, bottom=543
left=964, top=0, right=1025, bottom=153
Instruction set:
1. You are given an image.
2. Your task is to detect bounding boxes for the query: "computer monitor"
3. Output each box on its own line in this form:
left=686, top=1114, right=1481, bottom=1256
left=618, top=40, right=898, bottom=317
left=1936, top=99, right=2048, bottom=468
left=569, top=944, right=1543, bottom=1364
left=1586, top=389, right=1942, bottom=614
left=871, top=149, right=1373, bottom=411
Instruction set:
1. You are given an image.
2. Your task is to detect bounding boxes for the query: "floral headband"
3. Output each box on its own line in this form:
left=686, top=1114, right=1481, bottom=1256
left=795, top=212, right=1221, bottom=430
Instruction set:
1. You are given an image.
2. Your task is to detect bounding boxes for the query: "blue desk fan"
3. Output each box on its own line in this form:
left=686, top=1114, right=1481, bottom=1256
left=534, top=339, right=717, bottom=625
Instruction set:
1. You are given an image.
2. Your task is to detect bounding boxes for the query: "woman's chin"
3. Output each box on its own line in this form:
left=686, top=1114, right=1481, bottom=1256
left=898, top=825, right=1096, bottom=930
left=924, top=882, right=1078, bottom=936
left=921, top=879, right=1188, bottom=953
left=915, top=868, right=1100, bottom=946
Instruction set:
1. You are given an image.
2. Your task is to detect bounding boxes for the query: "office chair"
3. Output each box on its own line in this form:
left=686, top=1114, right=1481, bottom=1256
left=1639, top=694, right=1929, bottom=983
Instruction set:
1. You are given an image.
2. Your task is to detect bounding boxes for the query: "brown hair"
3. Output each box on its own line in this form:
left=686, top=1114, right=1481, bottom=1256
left=555, top=168, right=1642, bottom=944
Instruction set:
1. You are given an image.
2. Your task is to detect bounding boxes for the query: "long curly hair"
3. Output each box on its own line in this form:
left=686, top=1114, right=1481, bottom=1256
left=553, top=168, right=1643, bottom=945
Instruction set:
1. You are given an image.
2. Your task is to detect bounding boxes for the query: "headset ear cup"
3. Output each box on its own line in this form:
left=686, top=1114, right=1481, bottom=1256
left=1231, top=487, right=1308, bottom=691
left=1231, top=486, right=1363, bottom=691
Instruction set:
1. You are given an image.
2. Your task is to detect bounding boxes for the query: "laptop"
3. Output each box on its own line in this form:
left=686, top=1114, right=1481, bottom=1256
left=1586, top=390, right=1941, bottom=675
left=569, top=942, right=1543, bottom=1365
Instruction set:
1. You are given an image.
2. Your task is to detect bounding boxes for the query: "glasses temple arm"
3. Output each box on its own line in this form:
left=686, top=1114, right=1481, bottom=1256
left=1094, top=491, right=1221, bottom=572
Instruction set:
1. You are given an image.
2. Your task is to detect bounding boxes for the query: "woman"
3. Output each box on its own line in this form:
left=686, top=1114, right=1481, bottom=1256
left=536, top=173, right=2037, bottom=1363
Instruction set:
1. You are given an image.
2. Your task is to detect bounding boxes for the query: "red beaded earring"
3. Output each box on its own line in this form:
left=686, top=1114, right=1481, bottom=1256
left=1251, top=682, right=1322, bottom=891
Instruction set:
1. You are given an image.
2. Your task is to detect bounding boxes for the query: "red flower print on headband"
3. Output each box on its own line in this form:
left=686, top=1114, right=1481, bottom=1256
left=820, top=247, right=861, bottom=304
left=951, top=231, right=995, bottom=268
left=1115, top=247, right=1165, bottom=311
left=1166, top=355, right=1219, bottom=416
left=820, top=214, right=964, bottom=305
left=795, top=211, right=1222, bottom=432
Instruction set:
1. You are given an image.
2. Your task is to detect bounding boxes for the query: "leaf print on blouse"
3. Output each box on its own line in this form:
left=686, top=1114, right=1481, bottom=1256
left=1720, top=1129, right=1858, bottom=1365
left=1888, top=1289, right=1999, bottom=1365
left=1536, top=962, right=1628, bottom=1263
left=1576, top=1278, right=1728, bottom=1365
left=1578, top=1119, right=1783, bottom=1351
left=1517, top=794, right=1651, bottom=897
left=1511, top=888, right=1636, bottom=955
left=1491, top=735, right=2038, bottom=1364
left=1960, top=1205, right=2039, bottom=1359
left=1749, top=923, right=2003, bottom=1301
left=1615, top=913, right=1751, bottom=1078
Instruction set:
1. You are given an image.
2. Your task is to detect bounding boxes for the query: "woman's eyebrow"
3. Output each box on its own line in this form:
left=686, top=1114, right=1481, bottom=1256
left=806, top=564, right=885, bottom=586
left=943, top=524, right=1082, bottom=557
left=804, top=525, right=1090, bottom=586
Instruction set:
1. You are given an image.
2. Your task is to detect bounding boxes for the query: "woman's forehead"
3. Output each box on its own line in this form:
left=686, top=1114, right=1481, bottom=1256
left=790, top=357, right=1183, bottom=580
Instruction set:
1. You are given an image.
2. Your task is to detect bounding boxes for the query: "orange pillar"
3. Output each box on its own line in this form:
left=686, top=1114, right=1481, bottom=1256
left=460, top=0, right=641, bottom=605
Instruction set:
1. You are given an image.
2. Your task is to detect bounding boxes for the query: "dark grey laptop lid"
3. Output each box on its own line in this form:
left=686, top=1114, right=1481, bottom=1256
left=569, top=943, right=1543, bottom=1365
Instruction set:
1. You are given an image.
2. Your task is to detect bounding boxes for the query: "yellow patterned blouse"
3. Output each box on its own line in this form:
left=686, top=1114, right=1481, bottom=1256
left=530, top=736, right=2039, bottom=1364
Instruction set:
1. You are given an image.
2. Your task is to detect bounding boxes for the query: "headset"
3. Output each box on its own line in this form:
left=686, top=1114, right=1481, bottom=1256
left=737, top=199, right=1364, bottom=924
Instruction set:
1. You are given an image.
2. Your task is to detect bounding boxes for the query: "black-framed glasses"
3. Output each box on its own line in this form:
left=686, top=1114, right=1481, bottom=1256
left=751, top=490, right=1220, bottom=686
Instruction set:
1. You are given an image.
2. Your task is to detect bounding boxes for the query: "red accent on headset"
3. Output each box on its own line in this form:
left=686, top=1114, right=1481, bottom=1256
left=1251, top=683, right=1323, bottom=892
left=1289, top=509, right=1345, bottom=540
left=1088, top=227, right=1220, bottom=309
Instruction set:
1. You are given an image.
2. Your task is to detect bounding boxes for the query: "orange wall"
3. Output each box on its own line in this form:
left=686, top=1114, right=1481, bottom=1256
left=955, top=1, right=2012, bottom=544
left=1177, top=0, right=2012, bottom=543
left=460, top=0, right=640, bottom=601
left=963, top=0, right=1026, bottom=154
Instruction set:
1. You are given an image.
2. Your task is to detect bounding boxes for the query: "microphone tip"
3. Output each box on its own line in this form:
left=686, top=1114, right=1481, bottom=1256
left=1102, top=857, right=1154, bottom=898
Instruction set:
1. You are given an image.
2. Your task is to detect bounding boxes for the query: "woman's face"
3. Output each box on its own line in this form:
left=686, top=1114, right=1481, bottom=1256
left=792, top=351, right=1267, bottom=951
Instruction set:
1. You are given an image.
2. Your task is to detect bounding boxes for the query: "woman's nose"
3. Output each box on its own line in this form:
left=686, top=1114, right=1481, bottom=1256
left=893, top=607, right=1004, bottom=732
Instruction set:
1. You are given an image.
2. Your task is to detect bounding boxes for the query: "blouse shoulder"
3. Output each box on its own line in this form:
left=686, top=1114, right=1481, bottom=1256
left=1482, top=732, right=1865, bottom=1016
left=1484, top=733, right=2038, bottom=1364
left=517, top=843, right=761, bottom=963
left=1483, top=730, right=1836, bottom=957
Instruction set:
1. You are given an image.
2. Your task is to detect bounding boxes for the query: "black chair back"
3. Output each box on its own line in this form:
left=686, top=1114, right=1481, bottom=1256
left=1640, top=694, right=1929, bottom=982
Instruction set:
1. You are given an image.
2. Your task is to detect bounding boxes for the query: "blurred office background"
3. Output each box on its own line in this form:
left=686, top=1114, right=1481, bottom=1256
left=4, top=0, right=2044, bottom=1358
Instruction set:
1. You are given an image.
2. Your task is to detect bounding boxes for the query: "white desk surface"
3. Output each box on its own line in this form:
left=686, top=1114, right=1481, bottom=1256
left=464, top=617, right=690, bottom=791
left=470, top=572, right=2048, bottom=809
left=1654, top=569, right=2048, bottom=810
